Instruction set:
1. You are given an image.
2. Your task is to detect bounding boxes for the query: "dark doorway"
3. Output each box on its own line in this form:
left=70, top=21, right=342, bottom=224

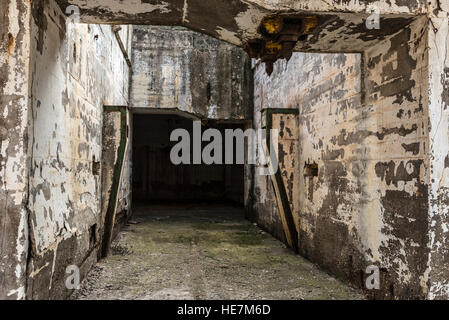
left=132, top=113, right=244, bottom=206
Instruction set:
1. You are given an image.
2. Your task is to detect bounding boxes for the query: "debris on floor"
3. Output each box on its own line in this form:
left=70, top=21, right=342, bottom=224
left=72, top=206, right=363, bottom=300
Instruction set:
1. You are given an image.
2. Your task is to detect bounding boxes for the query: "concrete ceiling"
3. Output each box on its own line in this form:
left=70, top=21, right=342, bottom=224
left=55, top=0, right=430, bottom=52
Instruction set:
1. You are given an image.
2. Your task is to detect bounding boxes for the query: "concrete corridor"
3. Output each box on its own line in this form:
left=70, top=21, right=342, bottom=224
left=72, top=206, right=363, bottom=300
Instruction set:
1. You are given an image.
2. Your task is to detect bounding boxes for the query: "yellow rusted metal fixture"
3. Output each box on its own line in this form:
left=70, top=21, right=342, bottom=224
left=261, top=15, right=283, bottom=35
left=304, top=162, right=319, bottom=177
left=265, top=40, right=282, bottom=55
left=245, top=14, right=319, bottom=76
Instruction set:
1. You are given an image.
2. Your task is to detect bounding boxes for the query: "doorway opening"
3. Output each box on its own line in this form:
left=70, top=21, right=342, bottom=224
left=132, top=113, right=245, bottom=209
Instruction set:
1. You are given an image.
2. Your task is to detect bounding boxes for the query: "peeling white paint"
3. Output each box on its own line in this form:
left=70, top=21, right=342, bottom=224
left=215, top=27, right=241, bottom=45
left=244, top=0, right=429, bottom=14
left=63, top=0, right=171, bottom=15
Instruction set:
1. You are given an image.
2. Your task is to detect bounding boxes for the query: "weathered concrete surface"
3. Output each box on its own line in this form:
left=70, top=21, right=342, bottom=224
left=251, top=14, right=446, bottom=299
left=427, top=14, right=449, bottom=300
left=1, top=0, right=448, bottom=302
left=0, top=0, right=32, bottom=300
left=24, top=0, right=132, bottom=299
left=53, top=0, right=432, bottom=54
left=72, top=205, right=363, bottom=300
left=359, top=16, right=429, bottom=299
left=130, top=26, right=252, bottom=120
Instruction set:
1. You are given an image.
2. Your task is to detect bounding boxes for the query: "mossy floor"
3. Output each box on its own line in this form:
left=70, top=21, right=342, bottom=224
left=73, top=205, right=363, bottom=300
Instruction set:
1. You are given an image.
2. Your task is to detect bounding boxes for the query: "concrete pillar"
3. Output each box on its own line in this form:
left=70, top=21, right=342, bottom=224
left=427, top=11, right=449, bottom=299
left=0, top=0, right=32, bottom=300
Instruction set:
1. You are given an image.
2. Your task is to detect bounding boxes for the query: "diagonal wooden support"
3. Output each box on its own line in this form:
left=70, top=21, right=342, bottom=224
left=101, top=106, right=128, bottom=258
left=264, top=108, right=299, bottom=253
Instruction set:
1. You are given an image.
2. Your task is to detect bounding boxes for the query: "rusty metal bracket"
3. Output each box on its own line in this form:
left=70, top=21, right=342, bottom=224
left=245, top=15, right=318, bottom=76
left=112, top=26, right=132, bottom=68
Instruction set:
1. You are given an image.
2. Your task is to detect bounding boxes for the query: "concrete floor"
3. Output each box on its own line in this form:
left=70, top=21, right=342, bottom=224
left=72, top=205, right=364, bottom=300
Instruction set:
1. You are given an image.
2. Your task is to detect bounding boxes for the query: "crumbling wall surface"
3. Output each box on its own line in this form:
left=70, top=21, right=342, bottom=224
left=252, top=52, right=363, bottom=256
left=427, top=14, right=449, bottom=300
left=25, top=0, right=131, bottom=299
left=356, top=16, right=429, bottom=299
left=52, top=0, right=433, bottom=55
left=253, top=16, right=431, bottom=299
left=130, top=26, right=252, bottom=120
left=0, top=0, right=32, bottom=300
left=246, top=0, right=429, bottom=14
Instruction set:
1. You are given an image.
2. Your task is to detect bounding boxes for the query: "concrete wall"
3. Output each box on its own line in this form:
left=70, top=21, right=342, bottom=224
left=24, top=0, right=131, bottom=299
left=358, top=16, right=429, bottom=299
left=51, top=0, right=433, bottom=55
left=130, top=26, right=253, bottom=120
left=0, top=0, right=32, bottom=300
left=2, top=0, right=448, bottom=301
left=252, top=16, right=435, bottom=299
left=427, top=14, right=449, bottom=300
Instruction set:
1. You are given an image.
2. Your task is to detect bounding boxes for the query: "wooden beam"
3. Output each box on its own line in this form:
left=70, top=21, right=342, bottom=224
left=101, top=106, right=128, bottom=258
left=264, top=108, right=299, bottom=253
